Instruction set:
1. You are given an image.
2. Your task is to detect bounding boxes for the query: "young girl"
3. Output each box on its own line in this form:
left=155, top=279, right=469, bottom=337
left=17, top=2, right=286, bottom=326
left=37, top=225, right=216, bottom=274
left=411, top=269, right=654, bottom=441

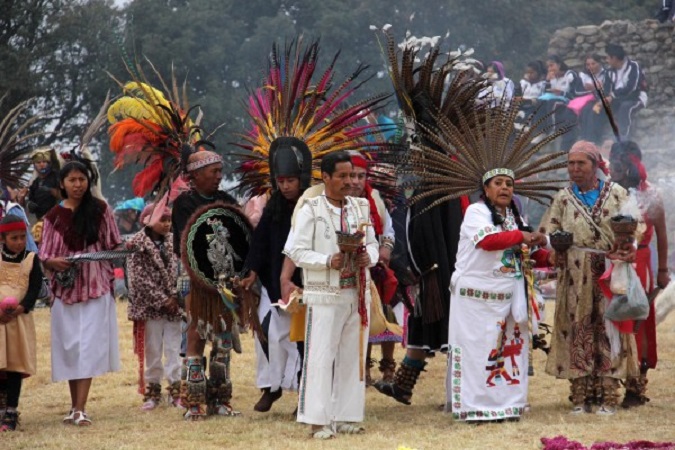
left=39, top=161, right=121, bottom=426
left=0, top=215, right=43, bottom=432
left=127, top=203, right=182, bottom=410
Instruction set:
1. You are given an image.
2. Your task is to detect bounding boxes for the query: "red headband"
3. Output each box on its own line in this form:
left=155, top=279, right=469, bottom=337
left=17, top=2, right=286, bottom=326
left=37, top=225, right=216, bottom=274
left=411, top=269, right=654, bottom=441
left=351, top=155, right=368, bottom=170
left=0, top=221, right=27, bottom=233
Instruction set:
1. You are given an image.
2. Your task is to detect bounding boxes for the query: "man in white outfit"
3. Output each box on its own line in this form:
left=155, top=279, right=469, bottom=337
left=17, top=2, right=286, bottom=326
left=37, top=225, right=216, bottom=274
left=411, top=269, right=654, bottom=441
left=287, top=151, right=378, bottom=439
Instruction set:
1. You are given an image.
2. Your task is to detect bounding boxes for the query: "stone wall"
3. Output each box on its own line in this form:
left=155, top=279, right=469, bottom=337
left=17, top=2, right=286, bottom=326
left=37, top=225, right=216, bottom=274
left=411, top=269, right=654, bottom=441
left=548, top=20, right=675, bottom=179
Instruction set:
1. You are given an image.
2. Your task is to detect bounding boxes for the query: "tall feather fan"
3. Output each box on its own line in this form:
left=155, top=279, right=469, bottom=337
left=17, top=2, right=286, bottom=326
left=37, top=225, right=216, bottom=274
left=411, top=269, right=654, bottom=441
left=396, top=96, right=572, bottom=216
left=0, top=95, right=44, bottom=189
left=107, top=59, right=211, bottom=201
left=233, top=37, right=404, bottom=197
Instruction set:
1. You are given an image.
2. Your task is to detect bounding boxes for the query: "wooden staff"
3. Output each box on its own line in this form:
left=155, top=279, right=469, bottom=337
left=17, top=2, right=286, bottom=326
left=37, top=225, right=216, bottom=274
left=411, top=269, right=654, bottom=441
left=521, top=244, right=536, bottom=376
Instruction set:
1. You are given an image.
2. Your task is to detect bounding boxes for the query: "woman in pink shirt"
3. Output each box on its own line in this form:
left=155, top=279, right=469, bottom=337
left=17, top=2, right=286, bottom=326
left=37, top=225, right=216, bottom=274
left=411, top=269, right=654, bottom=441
left=40, top=161, right=122, bottom=426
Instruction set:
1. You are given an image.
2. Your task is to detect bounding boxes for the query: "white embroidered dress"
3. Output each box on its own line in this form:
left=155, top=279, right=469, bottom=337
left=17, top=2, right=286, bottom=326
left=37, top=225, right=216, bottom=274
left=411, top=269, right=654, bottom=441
left=446, top=202, right=529, bottom=421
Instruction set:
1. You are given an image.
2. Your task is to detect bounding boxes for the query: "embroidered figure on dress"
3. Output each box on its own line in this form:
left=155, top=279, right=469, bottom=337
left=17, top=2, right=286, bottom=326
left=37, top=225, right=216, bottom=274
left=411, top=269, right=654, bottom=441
left=485, top=321, right=523, bottom=387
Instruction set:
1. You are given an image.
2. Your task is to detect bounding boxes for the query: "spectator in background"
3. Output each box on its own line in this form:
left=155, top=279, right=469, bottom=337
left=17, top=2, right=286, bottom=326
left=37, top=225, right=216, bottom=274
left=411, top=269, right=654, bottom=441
left=578, top=54, right=613, bottom=144
left=515, top=60, right=547, bottom=129
left=655, top=0, right=675, bottom=22
left=113, top=198, right=145, bottom=237
left=606, top=44, right=647, bottom=141
left=485, top=61, right=515, bottom=108
left=15, top=147, right=61, bottom=221
left=542, top=55, right=581, bottom=150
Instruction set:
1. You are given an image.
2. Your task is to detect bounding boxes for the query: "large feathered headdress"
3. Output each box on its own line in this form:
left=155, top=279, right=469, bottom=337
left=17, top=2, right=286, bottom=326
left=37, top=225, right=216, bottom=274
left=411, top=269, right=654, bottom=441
left=378, top=30, right=570, bottom=215
left=107, top=60, right=211, bottom=200
left=234, top=37, right=401, bottom=196
left=0, top=95, right=44, bottom=189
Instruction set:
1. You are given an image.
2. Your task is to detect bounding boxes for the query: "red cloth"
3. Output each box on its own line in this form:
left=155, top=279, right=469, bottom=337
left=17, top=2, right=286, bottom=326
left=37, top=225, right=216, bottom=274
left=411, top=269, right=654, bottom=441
left=532, top=248, right=551, bottom=267
left=133, top=321, right=146, bottom=394
left=364, top=183, right=383, bottom=236
left=373, top=264, right=398, bottom=305
left=634, top=242, right=658, bottom=368
left=477, top=230, right=523, bottom=251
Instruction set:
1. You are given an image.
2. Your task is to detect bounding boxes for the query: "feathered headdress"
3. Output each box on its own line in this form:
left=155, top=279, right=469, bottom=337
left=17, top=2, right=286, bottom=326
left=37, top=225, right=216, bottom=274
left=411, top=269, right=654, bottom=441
left=0, top=95, right=44, bottom=189
left=378, top=30, right=570, bottom=215
left=234, top=37, right=401, bottom=196
left=107, top=60, right=211, bottom=200
left=398, top=100, right=571, bottom=214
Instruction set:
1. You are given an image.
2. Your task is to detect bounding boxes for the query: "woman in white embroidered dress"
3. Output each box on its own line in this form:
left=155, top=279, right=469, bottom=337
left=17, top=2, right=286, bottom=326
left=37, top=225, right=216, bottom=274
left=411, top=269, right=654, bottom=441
left=447, top=172, right=548, bottom=423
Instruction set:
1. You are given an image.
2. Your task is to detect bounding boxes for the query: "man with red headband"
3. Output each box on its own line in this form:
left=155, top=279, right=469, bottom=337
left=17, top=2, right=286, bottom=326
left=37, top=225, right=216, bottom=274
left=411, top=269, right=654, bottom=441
left=349, top=154, right=401, bottom=385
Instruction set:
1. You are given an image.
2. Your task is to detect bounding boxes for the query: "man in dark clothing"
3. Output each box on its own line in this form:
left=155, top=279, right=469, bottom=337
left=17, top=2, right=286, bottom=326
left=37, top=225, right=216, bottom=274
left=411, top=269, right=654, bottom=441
left=172, top=150, right=240, bottom=420
left=606, top=43, right=647, bottom=141
left=240, top=136, right=310, bottom=413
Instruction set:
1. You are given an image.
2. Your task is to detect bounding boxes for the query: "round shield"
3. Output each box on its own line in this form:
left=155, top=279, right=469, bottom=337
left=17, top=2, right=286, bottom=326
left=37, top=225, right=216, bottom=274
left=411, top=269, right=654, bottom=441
left=181, top=202, right=252, bottom=291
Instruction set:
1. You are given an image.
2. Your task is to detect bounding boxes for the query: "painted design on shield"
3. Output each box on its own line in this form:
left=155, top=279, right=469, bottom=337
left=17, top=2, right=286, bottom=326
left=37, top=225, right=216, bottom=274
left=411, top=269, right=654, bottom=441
left=485, top=321, right=523, bottom=387
left=206, top=217, right=242, bottom=277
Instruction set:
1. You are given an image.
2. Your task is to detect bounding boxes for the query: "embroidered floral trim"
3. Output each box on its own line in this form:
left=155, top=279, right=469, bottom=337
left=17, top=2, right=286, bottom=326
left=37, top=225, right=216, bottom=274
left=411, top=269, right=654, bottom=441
left=450, top=346, right=462, bottom=411
left=472, top=225, right=500, bottom=245
left=459, top=287, right=513, bottom=301
left=472, top=208, right=518, bottom=245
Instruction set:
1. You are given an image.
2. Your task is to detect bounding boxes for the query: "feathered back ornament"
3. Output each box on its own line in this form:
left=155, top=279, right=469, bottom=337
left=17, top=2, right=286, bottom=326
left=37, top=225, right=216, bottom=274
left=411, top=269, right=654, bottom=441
left=397, top=97, right=571, bottom=215
left=107, top=59, right=212, bottom=200
left=377, top=29, right=486, bottom=136
left=0, top=95, right=44, bottom=189
left=234, top=37, right=402, bottom=196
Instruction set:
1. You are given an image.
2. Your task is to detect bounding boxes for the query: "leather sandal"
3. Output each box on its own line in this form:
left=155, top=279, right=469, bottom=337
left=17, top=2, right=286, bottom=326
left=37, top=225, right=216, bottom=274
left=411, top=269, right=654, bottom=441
left=335, top=422, right=365, bottom=434
left=73, top=411, right=92, bottom=426
left=63, top=409, right=75, bottom=424
left=311, top=426, right=335, bottom=440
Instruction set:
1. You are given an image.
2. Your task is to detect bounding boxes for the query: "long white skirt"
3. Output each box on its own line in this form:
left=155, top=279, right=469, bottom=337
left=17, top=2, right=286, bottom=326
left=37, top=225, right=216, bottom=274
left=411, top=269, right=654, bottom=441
left=446, top=284, right=529, bottom=422
left=51, top=292, right=121, bottom=382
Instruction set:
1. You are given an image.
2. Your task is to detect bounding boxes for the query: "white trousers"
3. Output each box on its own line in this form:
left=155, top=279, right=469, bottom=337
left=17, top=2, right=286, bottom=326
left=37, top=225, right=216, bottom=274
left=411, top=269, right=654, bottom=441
left=144, top=317, right=182, bottom=385
left=255, top=287, right=301, bottom=391
left=297, top=295, right=369, bottom=426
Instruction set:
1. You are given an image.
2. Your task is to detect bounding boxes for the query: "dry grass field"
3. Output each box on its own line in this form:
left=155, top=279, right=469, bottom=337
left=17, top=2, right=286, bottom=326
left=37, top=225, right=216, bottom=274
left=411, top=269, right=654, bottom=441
left=4, top=301, right=675, bottom=450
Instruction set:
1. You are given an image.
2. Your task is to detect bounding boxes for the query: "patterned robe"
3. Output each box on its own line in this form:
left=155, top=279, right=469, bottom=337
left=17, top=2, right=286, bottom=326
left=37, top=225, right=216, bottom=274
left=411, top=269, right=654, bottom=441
left=539, top=182, right=638, bottom=380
